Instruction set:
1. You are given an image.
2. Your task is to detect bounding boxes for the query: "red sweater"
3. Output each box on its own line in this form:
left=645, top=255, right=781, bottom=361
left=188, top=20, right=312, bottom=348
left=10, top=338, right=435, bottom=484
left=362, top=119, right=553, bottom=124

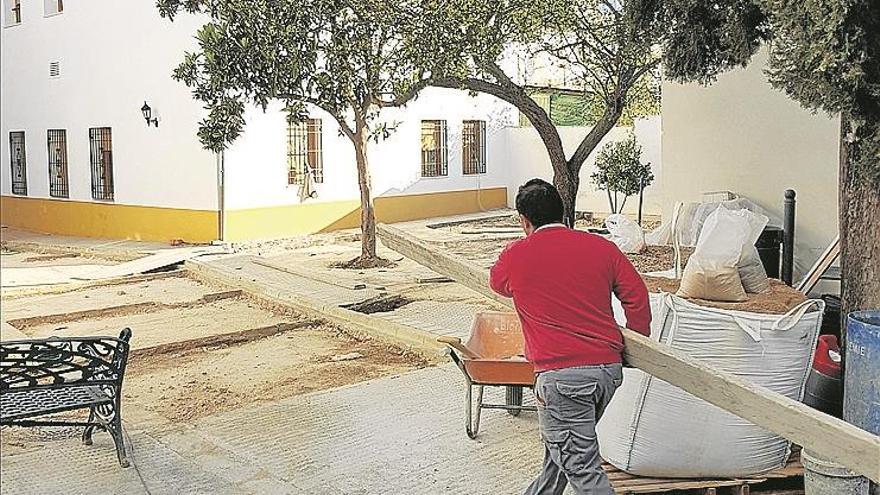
left=489, top=226, right=651, bottom=372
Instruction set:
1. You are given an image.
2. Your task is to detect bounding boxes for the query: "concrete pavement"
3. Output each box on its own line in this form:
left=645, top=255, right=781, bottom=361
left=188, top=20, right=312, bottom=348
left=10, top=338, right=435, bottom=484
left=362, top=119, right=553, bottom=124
left=1, top=365, right=544, bottom=494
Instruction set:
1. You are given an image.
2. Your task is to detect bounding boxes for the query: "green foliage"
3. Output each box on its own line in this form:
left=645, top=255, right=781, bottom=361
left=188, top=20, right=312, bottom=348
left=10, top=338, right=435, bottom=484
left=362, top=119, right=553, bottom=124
left=418, top=0, right=662, bottom=133
left=659, top=0, right=769, bottom=84
left=157, top=0, right=433, bottom=259
left=763, top=0, right=878, bottom=118
left=661, top=0, right=879, bottom=181
left=156, top=0, right=429, bottom=152
left=591, top=134, right=654, bottom=213
left=763, top=0, right=880, bottom=180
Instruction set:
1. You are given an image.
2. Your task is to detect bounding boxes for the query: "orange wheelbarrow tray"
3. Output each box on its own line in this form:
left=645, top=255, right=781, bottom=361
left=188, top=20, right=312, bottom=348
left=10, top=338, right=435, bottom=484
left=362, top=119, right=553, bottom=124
left=438, top=311, right=537, bottom=439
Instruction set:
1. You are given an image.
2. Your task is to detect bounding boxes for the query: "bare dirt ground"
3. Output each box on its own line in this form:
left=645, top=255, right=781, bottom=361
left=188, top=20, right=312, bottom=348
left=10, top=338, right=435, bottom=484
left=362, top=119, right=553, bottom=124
left=435, top=212, right=662, bottom=233
left=125, top=323, right=426, bottom=422
left=230, top=216, right=802, bottom=316
left=0, top=270, right=428, bottom=448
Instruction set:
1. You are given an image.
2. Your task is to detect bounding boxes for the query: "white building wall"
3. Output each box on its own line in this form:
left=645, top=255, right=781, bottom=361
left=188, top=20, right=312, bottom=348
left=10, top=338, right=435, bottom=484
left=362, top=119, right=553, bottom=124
left=661, top=48, right=839, bottom=277
left=0, top=0, right=217, bottom=210
left=223, top=88, right=516, bottom=210
left=501, top=116, right=663, bottom=216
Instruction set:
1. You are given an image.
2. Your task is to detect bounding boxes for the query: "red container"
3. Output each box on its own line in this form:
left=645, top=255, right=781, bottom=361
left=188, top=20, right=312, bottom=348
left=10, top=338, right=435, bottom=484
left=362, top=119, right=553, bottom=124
left=812, top=334, right=841, bottom=378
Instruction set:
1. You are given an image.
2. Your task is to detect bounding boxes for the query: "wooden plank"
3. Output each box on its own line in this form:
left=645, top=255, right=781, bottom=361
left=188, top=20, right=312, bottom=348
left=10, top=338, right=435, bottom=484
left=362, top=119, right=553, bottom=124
left=377, top=224, right=880, bottom=482
left=796, top=235, right=840, bottom=294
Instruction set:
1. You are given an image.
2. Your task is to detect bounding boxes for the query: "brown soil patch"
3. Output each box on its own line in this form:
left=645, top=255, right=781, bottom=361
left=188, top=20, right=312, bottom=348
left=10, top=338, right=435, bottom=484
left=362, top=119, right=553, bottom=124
left=439, top=237, right=692, bottom=274
left=125, top=325, right=427, bottom=422
left=17, top=296, right=300, bottom=350
left=22, top=253, right=80, bottom=263
left=443, top=213, right=661, bottom=233
left=643, top=276, right=806, bottom=314
left=627, top=246, right=695, bottom=273
left=343, top=294, right=413, bottom=314
left=330, top=255, right=397, bottom=270
left=7, top=291, right=242, bottom=330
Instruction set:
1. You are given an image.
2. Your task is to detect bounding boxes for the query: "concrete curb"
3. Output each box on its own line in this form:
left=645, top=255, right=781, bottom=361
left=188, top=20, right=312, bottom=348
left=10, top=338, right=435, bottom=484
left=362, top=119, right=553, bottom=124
left=184, top=259, right=446, bottom=361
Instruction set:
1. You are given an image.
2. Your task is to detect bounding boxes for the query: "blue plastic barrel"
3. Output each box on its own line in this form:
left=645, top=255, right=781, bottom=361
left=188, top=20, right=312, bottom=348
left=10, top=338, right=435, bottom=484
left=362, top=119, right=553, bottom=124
left=843, top=310, right=880, bottom=436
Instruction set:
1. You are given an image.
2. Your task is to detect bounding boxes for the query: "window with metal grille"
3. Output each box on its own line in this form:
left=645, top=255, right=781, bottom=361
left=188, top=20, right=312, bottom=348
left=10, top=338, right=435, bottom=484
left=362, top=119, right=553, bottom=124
left=47, top=129, right=69, bottom=198
left=462, top=120, right=487, bottom=175
left=49, top=62, right=60, bottom=78
left=44, top=0, right=62, bottom=15
left=7, top=0, right=22, bottom=24
left=89, top=127, right=114, bottom=201
left=421, top=120, right=448, bottom=177
left=9, top=131, right=27, bottom=195
left=287, top=118, right=323, bottom=185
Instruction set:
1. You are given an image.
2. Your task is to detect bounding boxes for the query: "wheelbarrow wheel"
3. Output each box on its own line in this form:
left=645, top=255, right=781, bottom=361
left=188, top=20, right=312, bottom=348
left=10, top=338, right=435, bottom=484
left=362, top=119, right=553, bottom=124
left=506, top=386, right=523, bottom=416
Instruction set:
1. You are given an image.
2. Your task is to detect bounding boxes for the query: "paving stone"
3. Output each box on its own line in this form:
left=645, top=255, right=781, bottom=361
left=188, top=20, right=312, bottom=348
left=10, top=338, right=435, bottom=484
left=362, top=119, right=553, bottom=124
left=192, top=365, right=545, bottom=494
left=0, top=431, right=252, bottom=495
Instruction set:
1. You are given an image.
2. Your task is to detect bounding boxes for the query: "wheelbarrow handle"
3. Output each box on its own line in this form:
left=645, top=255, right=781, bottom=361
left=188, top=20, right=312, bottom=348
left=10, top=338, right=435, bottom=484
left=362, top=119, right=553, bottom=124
left=437, top=336, right=480, bottom=360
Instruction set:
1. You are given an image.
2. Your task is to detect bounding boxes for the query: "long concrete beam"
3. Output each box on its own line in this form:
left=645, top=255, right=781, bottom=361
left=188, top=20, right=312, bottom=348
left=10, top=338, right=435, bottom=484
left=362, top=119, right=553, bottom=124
left=377, top=224, right=880, bottom=482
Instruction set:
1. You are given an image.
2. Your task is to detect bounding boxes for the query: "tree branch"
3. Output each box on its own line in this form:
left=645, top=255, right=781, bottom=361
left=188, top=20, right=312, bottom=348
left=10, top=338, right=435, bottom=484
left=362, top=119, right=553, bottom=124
left=568, top=98, right=624, bottom=174
left=432, top=76, right=569, bottom=171
left=372, top=78, right=431, bottom=108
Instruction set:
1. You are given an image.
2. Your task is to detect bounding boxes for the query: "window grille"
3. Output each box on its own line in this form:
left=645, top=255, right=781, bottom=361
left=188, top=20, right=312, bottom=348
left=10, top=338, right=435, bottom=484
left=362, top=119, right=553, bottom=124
left=10, top=0, right=21, bottom=23
left=49, top=61, right=60, bottom=77
left=420, top=120, right=448, bottom=177
left=89, top=127, right=114, bottom=201
left=47, top=129, right=69, bottom=198
left=44, top=0, right=62, bottom=15
left=9, top=131, right=27, bottom=195
left=287, top=118, right=323, bottom=185
left=462, top=120, right=487, bottom=175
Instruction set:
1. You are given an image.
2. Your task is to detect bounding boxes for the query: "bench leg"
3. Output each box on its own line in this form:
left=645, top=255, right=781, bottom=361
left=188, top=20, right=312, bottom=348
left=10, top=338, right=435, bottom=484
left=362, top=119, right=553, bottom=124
left=105, top=413, right=130, bottom=468
left=82, top=407, right=97, bottom=446
left=90, top=399, right=130, bottom=468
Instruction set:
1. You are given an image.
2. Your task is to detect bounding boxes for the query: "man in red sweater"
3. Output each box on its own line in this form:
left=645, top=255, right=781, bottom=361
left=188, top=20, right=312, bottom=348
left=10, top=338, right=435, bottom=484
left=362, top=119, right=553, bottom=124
left=490, top=179, right=651, bottom=495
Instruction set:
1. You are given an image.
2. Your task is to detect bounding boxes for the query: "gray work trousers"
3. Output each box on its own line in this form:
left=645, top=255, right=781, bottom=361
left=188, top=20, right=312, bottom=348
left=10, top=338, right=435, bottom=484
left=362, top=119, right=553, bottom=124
left=524, top=364, right=623, bottom=495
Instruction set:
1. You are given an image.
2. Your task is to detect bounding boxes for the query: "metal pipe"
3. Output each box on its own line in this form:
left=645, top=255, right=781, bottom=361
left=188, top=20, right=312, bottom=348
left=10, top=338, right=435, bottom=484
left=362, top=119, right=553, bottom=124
left=216, top=151, right=226, bottom=242
left=637, top=176, right=645, bottom=226
left=782, top=189, right=796, bottom=285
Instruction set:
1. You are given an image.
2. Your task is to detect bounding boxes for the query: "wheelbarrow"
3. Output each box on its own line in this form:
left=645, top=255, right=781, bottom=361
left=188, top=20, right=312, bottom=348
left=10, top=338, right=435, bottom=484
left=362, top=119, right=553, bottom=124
left=438, top=311, right=536, bottom=439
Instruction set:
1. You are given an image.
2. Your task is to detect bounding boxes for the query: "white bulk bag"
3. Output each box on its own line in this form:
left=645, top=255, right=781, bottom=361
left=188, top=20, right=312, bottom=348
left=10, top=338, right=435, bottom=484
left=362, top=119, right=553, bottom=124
left=601, top=293, right=823, bottom=478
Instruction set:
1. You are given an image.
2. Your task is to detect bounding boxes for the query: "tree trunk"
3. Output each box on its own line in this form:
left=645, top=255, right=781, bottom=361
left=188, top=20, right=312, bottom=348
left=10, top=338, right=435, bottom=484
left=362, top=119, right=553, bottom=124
left=555, top=168, right=579, bottom=227
left=838, top=113, right=880, bottom=356
left=353, top=131, right=377, bottom=260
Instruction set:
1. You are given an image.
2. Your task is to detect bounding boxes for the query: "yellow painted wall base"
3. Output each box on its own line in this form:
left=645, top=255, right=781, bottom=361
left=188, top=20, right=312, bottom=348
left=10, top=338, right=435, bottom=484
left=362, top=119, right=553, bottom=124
left=1, top=187, right=507, bottom=243
left=0, top=196, right=219, bottom=243
left=224, top=187, right=508, bottom=241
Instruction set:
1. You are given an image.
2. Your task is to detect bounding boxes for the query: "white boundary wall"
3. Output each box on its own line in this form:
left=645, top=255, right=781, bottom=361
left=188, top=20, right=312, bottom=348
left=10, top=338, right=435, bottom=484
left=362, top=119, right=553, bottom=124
left=661, top=48, right=839, bottom=279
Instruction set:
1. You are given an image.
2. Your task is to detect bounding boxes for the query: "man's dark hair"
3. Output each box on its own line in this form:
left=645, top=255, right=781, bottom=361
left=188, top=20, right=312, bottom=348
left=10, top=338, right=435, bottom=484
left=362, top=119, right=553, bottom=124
left=515, top=178, right=564, bottom=228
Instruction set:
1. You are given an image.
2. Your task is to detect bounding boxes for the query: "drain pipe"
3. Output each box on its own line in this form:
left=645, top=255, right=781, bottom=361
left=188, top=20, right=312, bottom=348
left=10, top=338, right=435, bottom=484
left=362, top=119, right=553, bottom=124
left=782, top=189, right=796, bottom=286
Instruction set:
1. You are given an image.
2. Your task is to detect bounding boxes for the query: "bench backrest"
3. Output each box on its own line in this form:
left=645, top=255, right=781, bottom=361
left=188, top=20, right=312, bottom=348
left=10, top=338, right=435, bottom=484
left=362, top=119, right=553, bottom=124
left=0, top=328, right=132, bottom=391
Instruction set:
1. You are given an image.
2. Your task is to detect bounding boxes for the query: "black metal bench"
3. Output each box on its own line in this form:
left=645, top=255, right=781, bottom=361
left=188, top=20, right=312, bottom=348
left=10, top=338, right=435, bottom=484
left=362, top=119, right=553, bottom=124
left=0, top=329, right=133, bottom=467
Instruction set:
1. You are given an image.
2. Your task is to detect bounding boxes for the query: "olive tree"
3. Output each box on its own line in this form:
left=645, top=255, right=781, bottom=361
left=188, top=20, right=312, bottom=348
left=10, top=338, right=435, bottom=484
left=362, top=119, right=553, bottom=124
left=591, top=135, right=654, bottom=214
left=413, top=0, right=661, bottom=225
left=158, top=0, right=430, bottom=266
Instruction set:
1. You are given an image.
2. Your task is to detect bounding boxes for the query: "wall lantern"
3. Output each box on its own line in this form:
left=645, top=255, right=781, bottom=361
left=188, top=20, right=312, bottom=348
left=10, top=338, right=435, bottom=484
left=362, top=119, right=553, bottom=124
left=141, top=101, right=159, bottom=127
